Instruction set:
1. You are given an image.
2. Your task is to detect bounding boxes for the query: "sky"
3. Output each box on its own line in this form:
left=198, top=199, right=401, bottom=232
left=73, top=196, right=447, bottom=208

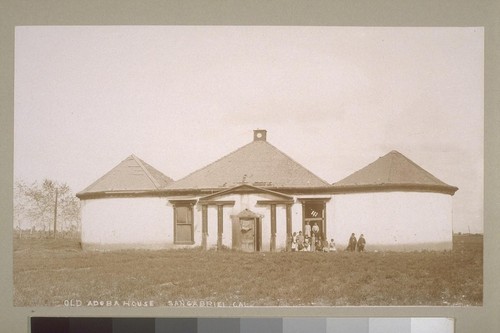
left=14, top=26, right=483, bottom=233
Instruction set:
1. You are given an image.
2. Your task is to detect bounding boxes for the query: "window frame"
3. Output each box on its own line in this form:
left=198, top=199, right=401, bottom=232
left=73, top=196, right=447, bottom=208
left=299, top=198, right=330, bottom=241
left=172, top=202, right=195, bottom=245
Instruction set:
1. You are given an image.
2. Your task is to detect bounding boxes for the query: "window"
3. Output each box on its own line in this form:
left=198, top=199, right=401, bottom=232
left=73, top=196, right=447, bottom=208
left=174, top=205, right=194, bottom=244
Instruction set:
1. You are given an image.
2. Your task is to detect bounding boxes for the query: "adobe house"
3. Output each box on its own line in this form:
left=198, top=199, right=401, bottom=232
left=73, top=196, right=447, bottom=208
left=76, top=130, right=458, bottom=251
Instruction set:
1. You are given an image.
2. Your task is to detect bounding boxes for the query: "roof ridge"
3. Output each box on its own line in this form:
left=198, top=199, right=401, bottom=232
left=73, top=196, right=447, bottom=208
left=167, top=141, right=256, bottom=186
left=77, top=155, right=134, bottom=194
left=392, top=150, right=448, bottom=185
left=139, top=157, right=174, bottom=187
left=131, top=154, right=162, bottom=190
left=335, top=154, right=380, bottom=184
left=77, top=154, right=175, bottom=195
left=263, top=141, right=331, bottom=186
left=333, top=150, right=454, bottom=189
left=167, top=140, right=331, bottom=187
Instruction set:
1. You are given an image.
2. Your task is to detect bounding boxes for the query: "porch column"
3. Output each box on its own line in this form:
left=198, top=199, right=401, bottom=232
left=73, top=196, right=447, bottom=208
left=217, top=205, right=223, bottom=250
left=270, top=204, right=277, bottom=252
left=301, top=201, right=306, bottom=234
left=202, top=204, right=208, bottom=250
left=286, top=203, right=292, bottom=251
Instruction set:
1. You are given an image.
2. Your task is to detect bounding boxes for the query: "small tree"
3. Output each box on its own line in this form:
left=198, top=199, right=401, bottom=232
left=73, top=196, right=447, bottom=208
left=14, top=179, right=80, bottom=237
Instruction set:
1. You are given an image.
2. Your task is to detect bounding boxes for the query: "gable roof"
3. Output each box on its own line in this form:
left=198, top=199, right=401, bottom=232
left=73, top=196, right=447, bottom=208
left=166, top=136, right=331, bottom=191
left=77, top=155, right=173, bottom=198
left=332, top=150, right=458, bottom=195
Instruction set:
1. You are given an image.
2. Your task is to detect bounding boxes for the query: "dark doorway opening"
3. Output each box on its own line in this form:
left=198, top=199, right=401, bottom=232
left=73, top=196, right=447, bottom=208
left=302, top=201, right=326, bottom=241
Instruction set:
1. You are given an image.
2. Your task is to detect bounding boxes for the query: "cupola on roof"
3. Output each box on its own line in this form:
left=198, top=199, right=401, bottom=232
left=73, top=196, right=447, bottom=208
left=253, top=129, right=267, bottom=141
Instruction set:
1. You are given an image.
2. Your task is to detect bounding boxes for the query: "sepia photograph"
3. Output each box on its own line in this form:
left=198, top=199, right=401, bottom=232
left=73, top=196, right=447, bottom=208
left=13, top=26, right=483, bottom=307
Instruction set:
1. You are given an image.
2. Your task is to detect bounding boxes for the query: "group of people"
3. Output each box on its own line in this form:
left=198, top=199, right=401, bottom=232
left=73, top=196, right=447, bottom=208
left=346, top=232, right=366, bottom=252
left=291, top=230, right=336, bottom=252
left=290, top=221, right=367, bottom=253
left=290, top=222, right=337, bottom=252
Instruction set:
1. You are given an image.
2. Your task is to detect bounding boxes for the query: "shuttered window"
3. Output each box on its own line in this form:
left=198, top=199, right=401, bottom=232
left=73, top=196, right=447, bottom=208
left=174, top=205, right=194, bottom=244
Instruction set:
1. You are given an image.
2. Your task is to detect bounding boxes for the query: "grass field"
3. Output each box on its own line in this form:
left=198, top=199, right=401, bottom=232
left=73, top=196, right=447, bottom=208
left=13, top=234, right=483, bottom=307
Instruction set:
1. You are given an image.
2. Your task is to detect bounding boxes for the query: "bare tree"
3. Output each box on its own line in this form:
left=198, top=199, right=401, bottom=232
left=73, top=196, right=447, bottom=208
left=14, top=179, right=80, bottom=237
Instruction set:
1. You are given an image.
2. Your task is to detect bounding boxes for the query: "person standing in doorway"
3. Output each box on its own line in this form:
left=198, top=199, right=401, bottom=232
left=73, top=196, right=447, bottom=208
left=312, top=222, right=320, bottom=236
left=305, top=222, right=311, bottom=238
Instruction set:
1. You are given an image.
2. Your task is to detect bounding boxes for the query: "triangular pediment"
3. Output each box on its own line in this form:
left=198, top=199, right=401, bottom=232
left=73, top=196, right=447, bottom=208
left=199, top=184, right=293, bottom=202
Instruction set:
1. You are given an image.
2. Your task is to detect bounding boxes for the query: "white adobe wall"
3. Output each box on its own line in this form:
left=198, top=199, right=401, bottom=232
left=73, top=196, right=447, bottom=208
left=80, top=197, right=171, bottom=250
left=275, top=205, right=287, bottom=249
left=324, top=199, right=336, bottom=242
left=331, top=192, right=453, bottom=251
left=206, top=205, right=219, bottom=248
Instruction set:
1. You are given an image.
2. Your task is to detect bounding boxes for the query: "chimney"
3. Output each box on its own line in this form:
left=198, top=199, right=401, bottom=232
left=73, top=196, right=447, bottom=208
left=253, top=129, right=267, bottom=141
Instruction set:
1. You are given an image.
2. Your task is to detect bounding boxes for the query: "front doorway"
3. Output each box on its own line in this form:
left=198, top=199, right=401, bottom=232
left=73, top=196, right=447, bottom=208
left=302, top=201, right=327, bottom=241
left=231, top=209, right=262, bottom=252
left=240, top=218, right=257, bottom=252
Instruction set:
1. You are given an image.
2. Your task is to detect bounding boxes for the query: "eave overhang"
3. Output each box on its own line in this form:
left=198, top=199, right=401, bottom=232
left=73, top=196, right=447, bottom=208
left=331, top=183, right=459, bottom=196
left=76, top=190, right=163, bottom=200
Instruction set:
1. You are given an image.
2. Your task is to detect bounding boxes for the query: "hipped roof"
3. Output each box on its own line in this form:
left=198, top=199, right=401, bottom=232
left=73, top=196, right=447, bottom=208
left=76, top=155, right=173, bottom=198
left=166, top=140, right=331, bottom=190
left=332, top=150, right=458, bottom=195
left=77, top=136, right=458, bottom=198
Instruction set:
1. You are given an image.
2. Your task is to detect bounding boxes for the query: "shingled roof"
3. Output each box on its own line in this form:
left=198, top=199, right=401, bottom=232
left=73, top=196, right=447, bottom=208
left=77, top=155, right=173, bottom=198
left=332, top=150, right=458, bottom=195
left=166, top=130, right=331, bottom=190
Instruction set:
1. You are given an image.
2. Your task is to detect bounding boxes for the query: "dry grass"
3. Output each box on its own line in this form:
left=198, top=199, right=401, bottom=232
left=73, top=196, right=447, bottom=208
left=13, top=234, right=482, bottom=307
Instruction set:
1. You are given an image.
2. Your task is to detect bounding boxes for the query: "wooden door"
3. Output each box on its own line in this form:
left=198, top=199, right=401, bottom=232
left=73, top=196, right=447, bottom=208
left=240, top=218, right=255, bottom=252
